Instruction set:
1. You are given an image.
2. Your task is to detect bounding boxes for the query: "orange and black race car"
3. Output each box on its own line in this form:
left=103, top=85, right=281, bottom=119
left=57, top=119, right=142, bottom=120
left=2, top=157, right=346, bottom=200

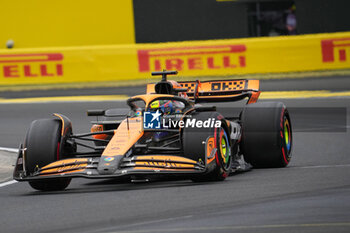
left=13, top=70, right=292, bottom=191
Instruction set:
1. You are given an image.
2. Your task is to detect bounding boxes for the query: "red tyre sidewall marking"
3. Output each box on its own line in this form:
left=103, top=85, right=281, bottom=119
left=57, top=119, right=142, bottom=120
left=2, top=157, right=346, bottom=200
left=281, top=146, right=288, bottom=165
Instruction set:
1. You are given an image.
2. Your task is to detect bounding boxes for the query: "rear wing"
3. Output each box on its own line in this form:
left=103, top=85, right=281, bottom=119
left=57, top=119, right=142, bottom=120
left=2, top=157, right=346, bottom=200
left=147, top=79, right=260, bottom=104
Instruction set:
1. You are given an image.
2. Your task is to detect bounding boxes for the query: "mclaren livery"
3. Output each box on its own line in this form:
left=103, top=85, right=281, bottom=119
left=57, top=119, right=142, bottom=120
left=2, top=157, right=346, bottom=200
left=13, top=71, right=292, bottom=191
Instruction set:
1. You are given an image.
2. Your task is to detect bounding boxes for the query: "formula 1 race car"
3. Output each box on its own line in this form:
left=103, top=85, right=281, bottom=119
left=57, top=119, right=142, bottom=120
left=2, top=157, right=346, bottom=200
left=13, top=70, right=292, bottom=191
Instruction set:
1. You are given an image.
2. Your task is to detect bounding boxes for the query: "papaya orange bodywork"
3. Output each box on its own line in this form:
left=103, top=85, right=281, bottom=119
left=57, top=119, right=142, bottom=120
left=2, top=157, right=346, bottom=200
left=41, top=158, right=89, bottom=169
left=102, top=117, right=143, bottom=157
left=135, top=155, right=198, bottom=164
left=132, top=167, right=196, bottom=172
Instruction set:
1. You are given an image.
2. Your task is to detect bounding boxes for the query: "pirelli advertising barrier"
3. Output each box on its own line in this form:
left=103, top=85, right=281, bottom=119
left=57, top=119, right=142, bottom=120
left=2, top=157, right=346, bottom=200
left=0, top=32, right=349, bottom=86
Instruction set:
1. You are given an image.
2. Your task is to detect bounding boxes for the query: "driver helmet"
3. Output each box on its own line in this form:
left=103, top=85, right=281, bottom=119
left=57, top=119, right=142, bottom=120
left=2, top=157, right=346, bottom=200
left=150, top=100, right=184, bottom=115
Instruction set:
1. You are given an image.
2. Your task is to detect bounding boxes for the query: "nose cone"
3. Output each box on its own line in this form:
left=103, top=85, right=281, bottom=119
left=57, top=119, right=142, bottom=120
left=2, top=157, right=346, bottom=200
left=97, top=156, right=122, bottom=175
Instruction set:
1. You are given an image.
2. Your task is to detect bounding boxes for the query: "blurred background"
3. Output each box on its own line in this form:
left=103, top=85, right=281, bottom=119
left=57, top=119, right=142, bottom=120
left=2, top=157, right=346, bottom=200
left=1, top=0, right=350, bottom=48
left=0, top=0, right=350, bottom=87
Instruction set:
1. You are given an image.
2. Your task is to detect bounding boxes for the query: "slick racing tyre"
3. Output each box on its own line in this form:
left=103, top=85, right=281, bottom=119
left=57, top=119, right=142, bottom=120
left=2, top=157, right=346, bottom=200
left=241, top=102, right=292, bottom=168
left=182, top=111, right=232, bottom=181
left=25, top=119, right=71, bottom=191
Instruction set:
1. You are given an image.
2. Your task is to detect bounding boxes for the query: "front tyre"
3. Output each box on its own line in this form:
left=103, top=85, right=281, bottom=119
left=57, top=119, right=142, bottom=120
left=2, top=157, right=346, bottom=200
left=182, top=112, right=232, bottom=181
left=25, top=119, right=71, bottom=191
left=211, top=125, right=232, bottom=180
left=29, top=178, right=71, bottom=191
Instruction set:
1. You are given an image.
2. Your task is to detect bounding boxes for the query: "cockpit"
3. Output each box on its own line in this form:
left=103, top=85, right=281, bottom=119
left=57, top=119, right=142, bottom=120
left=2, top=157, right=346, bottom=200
left=127, top=97, right=188, bottom=118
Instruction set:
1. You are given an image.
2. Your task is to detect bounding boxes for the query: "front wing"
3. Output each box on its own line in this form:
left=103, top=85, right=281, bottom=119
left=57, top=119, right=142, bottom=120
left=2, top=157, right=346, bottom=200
left=13, top=148, right=208, bottom=181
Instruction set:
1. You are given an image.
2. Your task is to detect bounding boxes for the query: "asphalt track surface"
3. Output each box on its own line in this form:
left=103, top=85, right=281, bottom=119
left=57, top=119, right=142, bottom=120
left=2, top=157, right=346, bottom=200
left=0, top=76, right=349, bottom=233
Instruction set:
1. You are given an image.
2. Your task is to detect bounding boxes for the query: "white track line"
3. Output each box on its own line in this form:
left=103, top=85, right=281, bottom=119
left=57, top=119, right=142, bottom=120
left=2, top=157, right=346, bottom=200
left=0, top=147, right=18, bottom=187
left=0, top=147, right=19, bottom=153
left=0, top=180, right=17, bottom=187
left=298, top=164, right=350, bottom=169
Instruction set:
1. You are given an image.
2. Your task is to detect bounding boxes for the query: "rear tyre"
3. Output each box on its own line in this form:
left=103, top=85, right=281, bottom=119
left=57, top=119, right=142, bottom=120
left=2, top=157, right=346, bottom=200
left=25, top=119, right=71, bottom=191
left=241, top=102, right=292, bottom=168
left=182, top=112, right=232, bottom=182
